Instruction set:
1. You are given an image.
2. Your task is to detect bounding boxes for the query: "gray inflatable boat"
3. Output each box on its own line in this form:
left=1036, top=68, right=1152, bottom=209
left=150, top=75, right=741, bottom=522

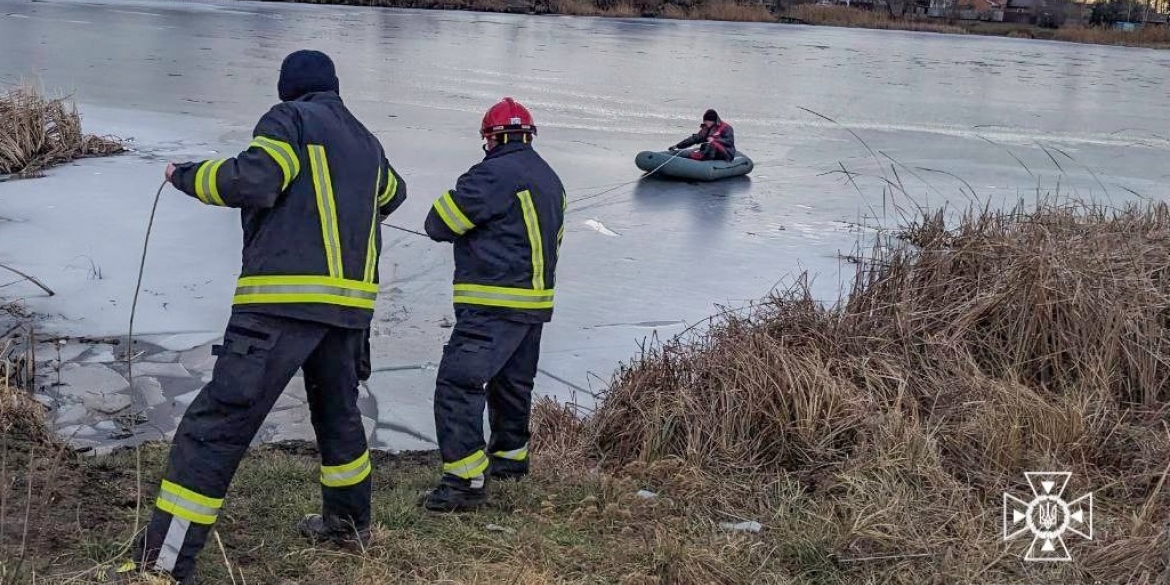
left=634, top=148, right=753, bottom=181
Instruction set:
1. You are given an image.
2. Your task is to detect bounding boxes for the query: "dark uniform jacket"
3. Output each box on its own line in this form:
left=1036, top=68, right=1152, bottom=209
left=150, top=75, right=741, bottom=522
left=675, top=121, right=736, bottom=159
left=424, top=141, right=565, bottom=324
left=170, top=91, right=406, bottom=329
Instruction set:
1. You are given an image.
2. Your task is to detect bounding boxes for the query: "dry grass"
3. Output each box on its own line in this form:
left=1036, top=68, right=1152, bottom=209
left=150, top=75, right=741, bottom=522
left=0, top=439, right=791, bottom=584
left=785, top=4, right=967, bottom=33
left=549, top=0, right=643, bottom=17
left=660, top=0, right=775, bottom=22
left=539, top=198, right=1170, bottom=583
left=0, top=84, right=125, bottom=178
left=0, top=383, right=53, bottom=450
left=1054, top=24, right=1170, bottom=48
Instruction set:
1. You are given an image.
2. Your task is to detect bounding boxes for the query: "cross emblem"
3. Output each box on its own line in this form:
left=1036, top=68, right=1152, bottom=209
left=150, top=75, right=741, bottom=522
left=1003, top=472, right=1093, bottom=562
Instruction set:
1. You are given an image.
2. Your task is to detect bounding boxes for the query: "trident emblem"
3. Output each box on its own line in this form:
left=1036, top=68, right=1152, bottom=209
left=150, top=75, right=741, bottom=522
left=1003, top=472, right=1094, bottom=562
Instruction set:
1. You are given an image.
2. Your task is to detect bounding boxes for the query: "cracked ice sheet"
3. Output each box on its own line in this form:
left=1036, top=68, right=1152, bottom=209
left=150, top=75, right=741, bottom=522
left=0, top=104, right=855, bottom=444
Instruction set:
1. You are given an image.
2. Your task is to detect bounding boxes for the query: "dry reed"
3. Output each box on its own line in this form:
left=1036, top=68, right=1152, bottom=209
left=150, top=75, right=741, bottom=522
left=786, top=4, right=967, bottom=33
left=0, top=383, right=51, bottom=448
left=535, top=198, right=1170, bottom=582
left=0, top=84, right=125, bottom=178
left=661, top=0, right=775, bottom=22
left=1054, top=24, right=1170, bottom=48
left=549, top=0, right=642, bottom=17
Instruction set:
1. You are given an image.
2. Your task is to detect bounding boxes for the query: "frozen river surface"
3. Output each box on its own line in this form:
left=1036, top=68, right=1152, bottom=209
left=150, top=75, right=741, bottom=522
left=2, top=0, right=1169, bottom=451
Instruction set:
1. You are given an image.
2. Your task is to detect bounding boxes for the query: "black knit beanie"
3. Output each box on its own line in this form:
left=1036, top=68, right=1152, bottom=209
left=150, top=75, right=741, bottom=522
left=277, top=50, right=340, bottom=102
left=703, top=109, right=719, bottom=122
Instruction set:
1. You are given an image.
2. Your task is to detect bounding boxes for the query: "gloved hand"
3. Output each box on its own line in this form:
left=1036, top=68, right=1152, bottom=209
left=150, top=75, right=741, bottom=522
left=668, top=146, right=678, bottom=152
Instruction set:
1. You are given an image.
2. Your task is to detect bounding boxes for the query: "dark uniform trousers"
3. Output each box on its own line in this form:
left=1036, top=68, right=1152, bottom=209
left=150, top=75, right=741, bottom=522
left=135, top=312, right=371, bottom=580
left=435, top=309, right=543, bottom=482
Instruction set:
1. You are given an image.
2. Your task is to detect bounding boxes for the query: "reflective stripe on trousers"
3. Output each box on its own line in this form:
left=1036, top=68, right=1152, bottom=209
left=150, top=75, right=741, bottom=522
left=154, top=479, right=223, bottom=525
left=491, top=444, right=528, bottom=461
left=443, top=449, right=489, bottom=479
left=320, top=450, right=373, bottom=488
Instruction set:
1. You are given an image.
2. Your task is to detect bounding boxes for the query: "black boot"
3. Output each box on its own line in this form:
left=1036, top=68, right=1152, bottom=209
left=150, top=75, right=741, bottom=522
left=421, top=475, right=487, bottom=512
left=297, top=514, right=370, bottom=550
left=488, top=456, right=528, bottom=481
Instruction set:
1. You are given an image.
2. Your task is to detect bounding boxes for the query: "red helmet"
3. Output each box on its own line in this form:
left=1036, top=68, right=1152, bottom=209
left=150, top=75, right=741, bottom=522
left=480, top=97, right=536, bottom=139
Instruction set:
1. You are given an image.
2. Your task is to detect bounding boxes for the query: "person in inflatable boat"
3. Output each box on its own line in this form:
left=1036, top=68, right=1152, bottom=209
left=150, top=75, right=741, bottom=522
left=669, top=109, right=736, bottom=161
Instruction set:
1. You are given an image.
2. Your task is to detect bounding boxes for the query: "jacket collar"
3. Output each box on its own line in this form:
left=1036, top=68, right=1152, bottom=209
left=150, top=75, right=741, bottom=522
left=294, top=91, right=342, bottom=104
left=484, top=140, right=531, bottom=159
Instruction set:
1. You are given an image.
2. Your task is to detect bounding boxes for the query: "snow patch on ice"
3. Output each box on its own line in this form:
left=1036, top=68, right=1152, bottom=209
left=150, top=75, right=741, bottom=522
left=584, top=219, right=620, bottom=237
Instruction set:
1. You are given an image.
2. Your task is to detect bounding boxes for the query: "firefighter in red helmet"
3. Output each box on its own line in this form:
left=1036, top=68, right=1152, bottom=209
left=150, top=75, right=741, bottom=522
left=421, top=97, right=566, bottom=511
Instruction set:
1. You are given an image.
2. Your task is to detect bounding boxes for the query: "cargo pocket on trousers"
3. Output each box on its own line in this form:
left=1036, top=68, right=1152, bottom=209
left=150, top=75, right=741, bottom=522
left=207, top=321, right=281, bottom=407
left=439, top=328, right=495, bottom=390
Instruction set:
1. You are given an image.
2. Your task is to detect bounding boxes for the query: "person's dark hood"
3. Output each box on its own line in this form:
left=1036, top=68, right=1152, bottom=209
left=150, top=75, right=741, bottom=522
left=277, top=50, right=340, bottom=102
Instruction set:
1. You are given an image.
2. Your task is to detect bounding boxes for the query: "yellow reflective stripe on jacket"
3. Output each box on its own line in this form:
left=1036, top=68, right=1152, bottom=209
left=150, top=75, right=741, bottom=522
left=363, top=205, right=379, bottom=283
left=491, top=444, right=528, bottom=462
left=378, top=166, right=399, bottom=207
left=558, top=190, right=566, bottom=250
left=250, top=136, right=300, bottom=190
left=516, top=190, right=545, bottom=290
left=194, top=160, right=227, bottom=206
left=308, top=145, right=344, bottom=279
left=155, top=480, right=223, bottom=525
left=321, top=450, right=372, bottom=488
left=233, top=275, right=378, bottom=310
left=443, top=450, right=489, bottom=479
left=433, top=190, right=475, bottom=235
left=364, top=168, right=381, bottom=283
left=453, top=284, right=554, bottom=310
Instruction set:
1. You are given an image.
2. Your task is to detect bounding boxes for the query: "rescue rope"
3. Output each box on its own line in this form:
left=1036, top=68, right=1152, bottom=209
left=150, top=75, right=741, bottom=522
left=381, top=222, right=428, bottom=238
left=366, top=148, right=689, bottom=239
left=374, top=152, right=683, bottom=241
left=565, top=148, right=687, bottom=208
left=126, top=180, right=167, bottom=389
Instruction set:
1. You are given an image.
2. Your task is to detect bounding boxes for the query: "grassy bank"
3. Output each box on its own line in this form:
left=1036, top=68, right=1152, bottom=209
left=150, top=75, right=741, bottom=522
left=0, top=393, right=780, bottom=583
left=0, top=85, right=125, bottom=179
left=3, top=198, right=1170, bottom=583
